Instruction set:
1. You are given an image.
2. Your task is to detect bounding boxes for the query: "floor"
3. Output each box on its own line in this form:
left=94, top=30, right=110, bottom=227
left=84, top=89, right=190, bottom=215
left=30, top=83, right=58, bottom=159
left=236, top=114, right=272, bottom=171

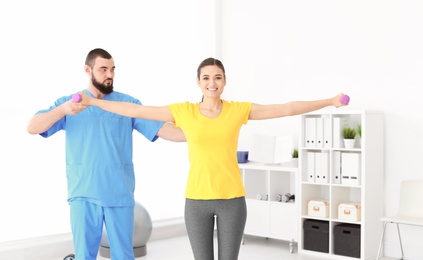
left=92, top=234, right=394, bottom=260
left=95, top=235, right=317, bottom=260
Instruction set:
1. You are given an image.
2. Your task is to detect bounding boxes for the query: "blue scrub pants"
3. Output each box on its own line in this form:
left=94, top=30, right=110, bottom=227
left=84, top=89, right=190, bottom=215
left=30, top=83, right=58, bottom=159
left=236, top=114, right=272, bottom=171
left=70, top=200, right=135, bottom=260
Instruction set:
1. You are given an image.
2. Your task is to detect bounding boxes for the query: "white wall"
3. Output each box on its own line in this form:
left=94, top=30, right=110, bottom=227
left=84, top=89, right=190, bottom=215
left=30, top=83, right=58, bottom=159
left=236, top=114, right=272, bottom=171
left=0, top=0, right=219, bottom=242
left=220, top=0, right=423, bottom=258
left=1, top=0, right=423, bottom=258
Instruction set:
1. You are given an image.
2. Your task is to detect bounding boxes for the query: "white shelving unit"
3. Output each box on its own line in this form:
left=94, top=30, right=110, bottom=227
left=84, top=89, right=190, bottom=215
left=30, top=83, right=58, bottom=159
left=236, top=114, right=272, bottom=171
left=298, top=110, right=384, bottom=259
left=239, top=162, right=298, bottom=253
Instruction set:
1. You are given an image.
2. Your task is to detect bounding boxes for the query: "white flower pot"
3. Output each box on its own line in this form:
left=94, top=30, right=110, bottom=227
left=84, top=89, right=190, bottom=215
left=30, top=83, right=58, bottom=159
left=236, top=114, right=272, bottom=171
left=344, top=139, right=355, bottom=149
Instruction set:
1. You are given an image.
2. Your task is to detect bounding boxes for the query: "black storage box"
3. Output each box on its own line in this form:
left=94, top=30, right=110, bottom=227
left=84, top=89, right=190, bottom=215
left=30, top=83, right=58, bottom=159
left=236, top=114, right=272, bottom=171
left=303, top=219, right=329, bottom=253
left=334, top=223, right=361, bottom=258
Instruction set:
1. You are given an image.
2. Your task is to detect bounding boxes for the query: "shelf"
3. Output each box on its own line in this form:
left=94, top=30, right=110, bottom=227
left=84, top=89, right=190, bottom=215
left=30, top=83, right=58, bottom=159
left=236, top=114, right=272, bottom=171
left=298, top=110, right=384, bottom=259
left=239, top=161, right=298, bottom=172
left=240, top=162, right=298, bottom=244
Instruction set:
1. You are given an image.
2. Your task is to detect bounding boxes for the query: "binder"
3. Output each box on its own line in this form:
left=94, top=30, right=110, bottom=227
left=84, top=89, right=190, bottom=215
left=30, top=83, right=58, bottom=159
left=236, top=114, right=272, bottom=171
left=315, top=152, right=329, bottom=184
left=341, top=153, right=361, bottom=185
left=320, top=152, right=329, bottom=183
left=333, top=151, right=341, bottom=184
left=316, top=117, right=324, bottom=148
left=307, top=152, right=316, bottom=183
left=323, top=117, right=331, bottom=148
left=315, top=152, right=322, bottom=182
left=305, top=118, right=317, bottom=148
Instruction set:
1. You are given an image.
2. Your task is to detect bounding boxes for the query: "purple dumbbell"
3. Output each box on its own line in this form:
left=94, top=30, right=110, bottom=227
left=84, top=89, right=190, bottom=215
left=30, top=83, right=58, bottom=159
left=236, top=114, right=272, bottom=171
left=340, top=94, right=350, bottom=105
left=72, top=93, right=82, bottom=103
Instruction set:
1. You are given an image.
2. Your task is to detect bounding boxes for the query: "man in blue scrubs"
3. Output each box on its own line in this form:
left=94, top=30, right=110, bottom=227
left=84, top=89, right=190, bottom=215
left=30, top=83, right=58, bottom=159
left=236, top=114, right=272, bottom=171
left=27, top=48, right=185, bottom=259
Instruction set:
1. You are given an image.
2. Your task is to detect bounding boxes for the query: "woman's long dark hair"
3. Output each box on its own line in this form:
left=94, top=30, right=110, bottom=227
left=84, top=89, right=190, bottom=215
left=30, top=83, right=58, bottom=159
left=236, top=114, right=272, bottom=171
left=196, top=57, right=226, bottom=78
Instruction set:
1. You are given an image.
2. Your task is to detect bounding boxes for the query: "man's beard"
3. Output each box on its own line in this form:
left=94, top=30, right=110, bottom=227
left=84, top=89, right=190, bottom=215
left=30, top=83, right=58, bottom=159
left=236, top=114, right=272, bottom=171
left=92, top=75, right=114, bottom=95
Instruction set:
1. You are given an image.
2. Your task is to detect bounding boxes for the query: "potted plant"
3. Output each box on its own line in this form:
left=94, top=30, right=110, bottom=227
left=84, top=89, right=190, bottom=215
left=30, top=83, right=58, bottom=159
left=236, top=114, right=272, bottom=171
left=343, top=127, right=356, bottom=148
left=357, top=124, right=362, bottom=147
left=292, top=148, right=298, bottom=159
left=289, top=148, right=299, bottom=167
left=356, top=124, right=362, bottom=138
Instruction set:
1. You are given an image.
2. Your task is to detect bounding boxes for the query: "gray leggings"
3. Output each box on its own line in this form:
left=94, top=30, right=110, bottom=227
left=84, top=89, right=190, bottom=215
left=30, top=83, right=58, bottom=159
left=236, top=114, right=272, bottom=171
left=185, top=197, right=247, bottom=260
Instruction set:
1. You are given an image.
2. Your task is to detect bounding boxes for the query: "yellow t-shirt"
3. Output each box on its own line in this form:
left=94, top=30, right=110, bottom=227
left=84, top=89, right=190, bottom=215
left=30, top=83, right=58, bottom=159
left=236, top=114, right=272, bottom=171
left=168, top=100, right=252, bottom=200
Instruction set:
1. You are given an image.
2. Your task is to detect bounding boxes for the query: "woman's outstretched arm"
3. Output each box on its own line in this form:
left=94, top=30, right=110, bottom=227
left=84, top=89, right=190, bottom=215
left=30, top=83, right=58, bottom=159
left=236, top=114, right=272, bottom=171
left=79, top=92, right=174, bottom=122
left=249, top=93, right=347, bottom=120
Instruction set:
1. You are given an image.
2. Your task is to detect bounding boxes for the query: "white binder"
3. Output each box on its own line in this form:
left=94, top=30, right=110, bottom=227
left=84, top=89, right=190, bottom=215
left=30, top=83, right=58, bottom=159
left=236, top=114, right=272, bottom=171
left=333, top=151, right=342, bottom=184
left=305, top=118, right=317, bottom=148
left=323, top=117, right=331, bottom=148
left=315, top=152, right=322, bottom=182
left=316, top=117, right=324, bottom=148
left=341, top=153, right=361, bottom=185
left=315, top=152, right=329, bottom=184
left=307, top=152, right=315, bottom=183
left=320, top=152, right=329, bottom=183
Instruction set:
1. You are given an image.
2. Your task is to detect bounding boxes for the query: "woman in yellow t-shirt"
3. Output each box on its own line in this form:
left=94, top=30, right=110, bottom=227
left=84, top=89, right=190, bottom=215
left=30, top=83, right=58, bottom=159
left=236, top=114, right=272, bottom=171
left=79, top=58, right=347, bottom=259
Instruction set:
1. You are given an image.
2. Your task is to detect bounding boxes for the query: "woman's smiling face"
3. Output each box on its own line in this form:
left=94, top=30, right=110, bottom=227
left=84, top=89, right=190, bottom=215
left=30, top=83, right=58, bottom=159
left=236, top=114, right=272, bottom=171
left=197, top=65, right=226, bottom=100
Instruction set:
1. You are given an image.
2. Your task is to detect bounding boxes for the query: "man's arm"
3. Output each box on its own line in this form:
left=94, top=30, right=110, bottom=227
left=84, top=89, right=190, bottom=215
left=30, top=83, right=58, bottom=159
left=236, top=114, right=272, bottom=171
left=157, top=122, right=186, bottom=142
left=27, top=100, right=88, bottom=135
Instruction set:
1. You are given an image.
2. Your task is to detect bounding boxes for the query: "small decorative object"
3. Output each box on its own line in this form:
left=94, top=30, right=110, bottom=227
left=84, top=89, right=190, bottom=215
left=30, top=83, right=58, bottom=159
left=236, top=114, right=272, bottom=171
left=343, top=127, right=356, bottom=149
left=237, top=151, right=249, bottom=163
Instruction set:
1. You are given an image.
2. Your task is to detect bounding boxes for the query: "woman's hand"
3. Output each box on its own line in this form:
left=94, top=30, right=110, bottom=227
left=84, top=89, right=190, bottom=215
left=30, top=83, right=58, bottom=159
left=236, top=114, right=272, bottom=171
left=332, top=93, right=349, bottom=108
left=78, top=92, right=92, bottom=106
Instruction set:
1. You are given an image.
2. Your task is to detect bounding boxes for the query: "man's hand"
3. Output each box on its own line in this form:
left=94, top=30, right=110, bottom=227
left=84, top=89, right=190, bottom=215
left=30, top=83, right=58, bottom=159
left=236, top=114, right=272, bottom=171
left=63, top=99, right=89, bottom=115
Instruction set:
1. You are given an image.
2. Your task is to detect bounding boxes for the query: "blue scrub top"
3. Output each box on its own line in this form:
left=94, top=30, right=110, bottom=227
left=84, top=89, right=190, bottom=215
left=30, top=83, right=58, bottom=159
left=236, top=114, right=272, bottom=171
left=38, top=90, right=164, bottom=207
